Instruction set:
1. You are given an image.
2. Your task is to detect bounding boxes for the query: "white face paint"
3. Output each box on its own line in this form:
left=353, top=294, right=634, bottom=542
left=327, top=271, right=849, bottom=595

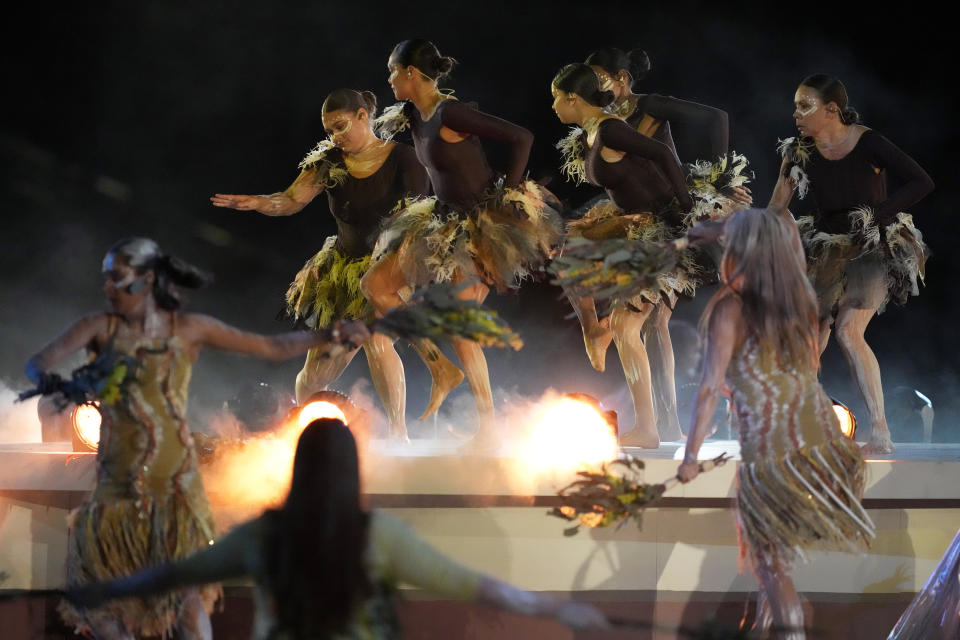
left=793, top=89, right=822, bottom=118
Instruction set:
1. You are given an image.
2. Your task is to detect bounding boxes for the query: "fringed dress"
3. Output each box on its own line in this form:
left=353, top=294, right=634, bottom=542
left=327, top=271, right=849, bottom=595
left=556, top=118, right=749, bottom=306
left=372, top=99, right=563, bottom=292
left=59, top=315, right=221, bottom=637
left=285, top=141, right=428, bottom=329
left=779, top=131, right=934, bottom=319
left=728, top=336, right=875, bottom=570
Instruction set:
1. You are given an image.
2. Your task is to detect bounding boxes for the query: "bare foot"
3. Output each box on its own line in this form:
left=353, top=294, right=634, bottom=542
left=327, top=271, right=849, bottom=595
left=583, top=325, right=613, bottom=372
left=619, top=427, right=660, bottom=449
left=418, top=358, right=465, bottom=420
left=389, top=426, right=411, bottom=444
left=657, top=415, right=684, bottom=442
left=861, top=432, right=894, bottom=455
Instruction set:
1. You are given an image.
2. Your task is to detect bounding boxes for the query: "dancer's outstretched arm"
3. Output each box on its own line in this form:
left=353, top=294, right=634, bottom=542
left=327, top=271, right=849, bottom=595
left=180, top=314, right=369, bottom=360
left=211, top=167, right=324, bottom=216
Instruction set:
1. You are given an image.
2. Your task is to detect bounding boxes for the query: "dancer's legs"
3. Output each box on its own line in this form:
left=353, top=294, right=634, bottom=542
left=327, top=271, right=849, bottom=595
left=360, top=253, right=464, bottom=419
left=642, top=301, right=683, bottom=441
left=448, top=277, right=495, bottom=442
left=363, top=333, right=408, bottom=440
left=566, top=291, right=613, bottom=372
left=833, top=304, right=892, bottom=453
left=610, top=303, right=659, bottom=448
left=174, top=589, right=213, bottom=640
left=754, top=557, right=805, bottom=640
left=295, top=345, right=358, bottom=404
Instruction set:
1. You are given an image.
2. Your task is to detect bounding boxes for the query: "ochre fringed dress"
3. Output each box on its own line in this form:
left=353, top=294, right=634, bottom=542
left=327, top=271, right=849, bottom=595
left=59, top=316, right=220, bottom=637
left=728, top=336, right=876, bottom=570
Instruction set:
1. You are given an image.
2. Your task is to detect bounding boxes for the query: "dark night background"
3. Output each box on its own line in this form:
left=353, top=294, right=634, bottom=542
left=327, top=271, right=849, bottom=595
left=1, top=1, right=956, bottom=441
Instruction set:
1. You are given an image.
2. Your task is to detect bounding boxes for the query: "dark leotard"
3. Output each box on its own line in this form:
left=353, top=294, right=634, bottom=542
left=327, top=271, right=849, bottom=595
left=408, top=99, right=533, bottom=208
left=584, top=118, right=692, bottom=220
left=804, top=130, right=934, bottom=234
left=625, top=94, right=729, bottom=161
left=326, top=143, right=429, bottom=258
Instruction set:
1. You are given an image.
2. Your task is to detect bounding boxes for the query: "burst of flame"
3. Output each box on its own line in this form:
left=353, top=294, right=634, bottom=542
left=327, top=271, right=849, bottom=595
left=72, top=402, right=101, bottom=449
left=833, top=403, right=856, bottom=439
left=523, top=397, right=618, bottom=473
left=202, top=399, right=351, bottom=527
left=297, top=400, right=348, bottom=431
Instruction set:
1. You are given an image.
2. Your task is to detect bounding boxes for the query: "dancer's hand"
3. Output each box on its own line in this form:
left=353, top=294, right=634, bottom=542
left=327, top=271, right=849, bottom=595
left=553, top=601, right=610, bottom=629
left=332, top=320, right=371, bottom=347
left=677, top=460, right=700, bottom=483
left=730, top=185, right=753, bottom=206
left=210, top=194, right=261, bottom=210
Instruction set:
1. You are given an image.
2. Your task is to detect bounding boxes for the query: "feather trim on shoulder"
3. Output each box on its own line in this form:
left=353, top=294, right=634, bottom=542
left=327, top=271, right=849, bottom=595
left=374, top=102, right=412, bottom=141
left=298, top=139, right=349, bottom=188
left=556, top=127, right=587, bottom=184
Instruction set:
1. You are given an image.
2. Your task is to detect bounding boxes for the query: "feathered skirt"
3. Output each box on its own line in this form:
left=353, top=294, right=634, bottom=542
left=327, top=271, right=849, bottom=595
left=285, top=236, right=373, bottom=329
left=58, top=477, right=221, bottom=637
left=565, top=199, right=701, bottom=307
left=798, top=208, right=928, bottom=319
left=372, top=180, right=563, bottom=292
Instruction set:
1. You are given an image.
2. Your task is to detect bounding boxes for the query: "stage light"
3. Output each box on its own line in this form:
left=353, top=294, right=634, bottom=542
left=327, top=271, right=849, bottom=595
left=524, top=394, right=619, bottom=472
left=831, top=399, right=856, bottom=439
left=297, top=399, right=349, bottom=430
left=72, top=401, right=101, bottom=451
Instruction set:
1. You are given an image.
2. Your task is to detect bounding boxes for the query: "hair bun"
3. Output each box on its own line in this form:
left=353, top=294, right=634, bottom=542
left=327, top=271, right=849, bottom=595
left=628, top=48, right=651, bottom=81
left=359, top=90, right=378, bottom=117
left=595, top=89, right=616, bottom=108
left=841, top=106, right=860, bottom=125
left=435, top=55, right=455, bottom=75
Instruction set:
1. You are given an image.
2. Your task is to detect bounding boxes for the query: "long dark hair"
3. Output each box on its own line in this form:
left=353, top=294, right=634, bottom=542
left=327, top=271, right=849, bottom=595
left=389, top=39, right=456, bottom=80
left=104, top=237, right=212, bottom=310
left=262, top=419, right=371, bottom=638
left=800, top=73, right=860, bottom=125
left=552, top=63, right=616, bottom=108
left=585, top=47, right=651, bottom=89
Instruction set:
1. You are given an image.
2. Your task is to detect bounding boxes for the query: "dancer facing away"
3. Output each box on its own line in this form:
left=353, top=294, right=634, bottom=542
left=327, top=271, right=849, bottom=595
left=211, top=89, right=429, bottom=440
left=27, top=237, right=368, bottom=640
left=362, top=39, right=563, bottom=444
left=586, top=45, right=752, bottom=441
left=551, top=63, right=697, bottom=448
left=678, top=208, right=875, bottom=640
left=68, top=419, right=610, bottom=639
left=772, top=74, right=934, bottom=454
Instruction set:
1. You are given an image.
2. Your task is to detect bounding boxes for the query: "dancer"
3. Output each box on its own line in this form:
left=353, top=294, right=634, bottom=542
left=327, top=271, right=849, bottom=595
left=363, top=39, right=563, bottom=443
left=585, top=46, right=728, bottom=160
left=552, top=63, right=700, bottom=448
left=67, top=419, right=610, bottom=638
left=27, top=237, right=368, bottom=639
left=677, top=208, right=875, bottom=640
left=586, top=46, right=753, bottom=441
left=772, top=74, right=934, bottom=453
left=211, top=89, right=430, bottom=440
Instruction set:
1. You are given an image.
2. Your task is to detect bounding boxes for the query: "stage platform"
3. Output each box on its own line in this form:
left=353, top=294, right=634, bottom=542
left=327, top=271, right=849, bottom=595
left=2, top=440, right=959, bottom=638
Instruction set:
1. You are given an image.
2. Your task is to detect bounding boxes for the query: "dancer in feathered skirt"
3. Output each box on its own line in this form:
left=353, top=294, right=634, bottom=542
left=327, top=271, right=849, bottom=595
left=211, top=89, right=429, bottom=439
left=678, top=208, right=875, bottom=640
left=771, top=74, right=935, bottom=453
left=26, top=238, right=367, bottom=638
left=584, top=45, right=753, bottom=440
left=551, top=63, right=747, bottom=448
left=362, top=39, right=563, bottom=445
